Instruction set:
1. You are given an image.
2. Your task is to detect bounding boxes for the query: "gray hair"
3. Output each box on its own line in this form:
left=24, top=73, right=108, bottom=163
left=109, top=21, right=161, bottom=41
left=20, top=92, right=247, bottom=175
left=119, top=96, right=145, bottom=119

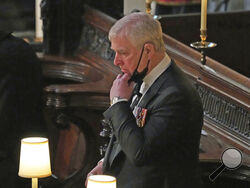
left=109, top=12, right=165, bottom=52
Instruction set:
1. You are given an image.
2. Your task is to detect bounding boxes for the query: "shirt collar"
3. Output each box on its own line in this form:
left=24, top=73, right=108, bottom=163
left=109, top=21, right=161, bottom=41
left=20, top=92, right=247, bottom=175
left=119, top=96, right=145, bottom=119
left=140, top=54, right=171, bottom=94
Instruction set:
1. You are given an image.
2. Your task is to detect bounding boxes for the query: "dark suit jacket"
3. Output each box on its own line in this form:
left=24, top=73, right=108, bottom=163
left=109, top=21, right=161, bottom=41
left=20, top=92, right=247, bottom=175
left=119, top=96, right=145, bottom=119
left=103, top=61, right=203, bottom=188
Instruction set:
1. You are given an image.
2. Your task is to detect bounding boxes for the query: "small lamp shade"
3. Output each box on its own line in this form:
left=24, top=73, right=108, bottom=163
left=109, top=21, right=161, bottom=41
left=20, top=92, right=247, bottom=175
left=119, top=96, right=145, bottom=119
left=87, top=175, right=116, bottom=188
left=18, top=137, right=52, bottom=178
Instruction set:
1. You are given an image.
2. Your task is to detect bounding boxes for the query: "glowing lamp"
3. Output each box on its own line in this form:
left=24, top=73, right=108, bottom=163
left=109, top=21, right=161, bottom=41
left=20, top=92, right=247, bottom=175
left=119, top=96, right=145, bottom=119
left=87, top=175, right=116, bottom=188
left=18, top=137, right=52, bottom=188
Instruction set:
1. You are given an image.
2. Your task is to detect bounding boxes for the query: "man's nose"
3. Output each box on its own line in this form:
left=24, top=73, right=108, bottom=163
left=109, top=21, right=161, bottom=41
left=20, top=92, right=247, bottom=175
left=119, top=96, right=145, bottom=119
left=114, top=53, right=121, bottom=66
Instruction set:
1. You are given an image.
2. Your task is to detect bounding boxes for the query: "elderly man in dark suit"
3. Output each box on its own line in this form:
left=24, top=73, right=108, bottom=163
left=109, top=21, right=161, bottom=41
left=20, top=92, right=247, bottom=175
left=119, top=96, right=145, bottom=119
left=86, top=12, right=203, bottom=188
left=0, top=30, right=46, bottom=188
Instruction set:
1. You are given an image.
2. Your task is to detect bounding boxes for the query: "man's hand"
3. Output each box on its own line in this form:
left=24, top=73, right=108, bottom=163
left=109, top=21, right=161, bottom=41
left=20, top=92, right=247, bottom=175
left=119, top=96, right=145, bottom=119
left=110, top=73, right=134, bottom=101
left=85, top=160, right=103, bottom=187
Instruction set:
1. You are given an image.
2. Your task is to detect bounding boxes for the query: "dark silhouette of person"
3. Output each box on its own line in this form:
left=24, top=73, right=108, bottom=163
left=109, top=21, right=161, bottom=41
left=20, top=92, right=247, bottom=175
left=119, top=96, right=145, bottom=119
left=0, top=30, right=47, bottom=188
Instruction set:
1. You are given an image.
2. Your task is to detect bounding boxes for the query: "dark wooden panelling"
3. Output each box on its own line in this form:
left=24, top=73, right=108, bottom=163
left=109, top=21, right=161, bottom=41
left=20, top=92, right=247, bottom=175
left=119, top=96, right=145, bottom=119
left=159, top=11, right=250, bottom=77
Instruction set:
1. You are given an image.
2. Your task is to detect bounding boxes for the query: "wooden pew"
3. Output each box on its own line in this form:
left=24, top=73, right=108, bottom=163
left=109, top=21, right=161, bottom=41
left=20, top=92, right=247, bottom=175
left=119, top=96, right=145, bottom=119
left=39, top=6, right=249, bottom=188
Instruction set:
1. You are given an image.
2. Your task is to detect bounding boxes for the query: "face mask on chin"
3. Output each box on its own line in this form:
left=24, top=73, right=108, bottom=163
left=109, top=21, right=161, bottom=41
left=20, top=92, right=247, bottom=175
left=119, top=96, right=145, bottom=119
left=128, top=46, right=150, bottom=84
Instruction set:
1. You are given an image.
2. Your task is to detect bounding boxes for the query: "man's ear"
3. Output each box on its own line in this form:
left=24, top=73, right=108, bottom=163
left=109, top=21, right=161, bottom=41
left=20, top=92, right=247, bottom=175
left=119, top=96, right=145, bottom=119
left=144, top=43, right=155, bottom=58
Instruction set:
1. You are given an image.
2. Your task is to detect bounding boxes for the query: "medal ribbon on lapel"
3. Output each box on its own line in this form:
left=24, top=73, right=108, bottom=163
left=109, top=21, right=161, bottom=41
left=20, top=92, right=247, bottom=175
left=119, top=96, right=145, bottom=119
left=134, top=106, right=148, bottom=127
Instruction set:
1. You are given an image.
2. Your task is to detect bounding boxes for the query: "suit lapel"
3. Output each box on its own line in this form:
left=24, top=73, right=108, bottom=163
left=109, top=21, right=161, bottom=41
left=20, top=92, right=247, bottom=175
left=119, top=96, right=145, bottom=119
left=139, top=62, right=173, bottom=107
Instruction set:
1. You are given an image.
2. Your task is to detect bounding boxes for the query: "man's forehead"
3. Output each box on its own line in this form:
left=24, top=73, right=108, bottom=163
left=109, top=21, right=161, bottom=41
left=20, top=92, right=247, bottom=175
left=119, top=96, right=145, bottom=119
left=111, top=45, right=128, bottom=52
left=111, top=39, right=129, bottom=51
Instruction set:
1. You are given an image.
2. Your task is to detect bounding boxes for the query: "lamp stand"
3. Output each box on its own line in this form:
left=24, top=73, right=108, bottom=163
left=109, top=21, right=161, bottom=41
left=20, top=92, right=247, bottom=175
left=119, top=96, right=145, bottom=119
left=32, top=178, right=38, bottom=188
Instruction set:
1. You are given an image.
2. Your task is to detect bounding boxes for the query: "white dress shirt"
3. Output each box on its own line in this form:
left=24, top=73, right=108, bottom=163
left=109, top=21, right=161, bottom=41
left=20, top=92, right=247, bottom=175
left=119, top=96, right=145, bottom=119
left=138, top=54, right=171, bottom=104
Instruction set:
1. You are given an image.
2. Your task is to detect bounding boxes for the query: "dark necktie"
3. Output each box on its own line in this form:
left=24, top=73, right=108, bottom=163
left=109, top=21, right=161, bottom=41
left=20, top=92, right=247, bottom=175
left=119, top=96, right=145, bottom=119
left=130, top=83, right=142, bottom=109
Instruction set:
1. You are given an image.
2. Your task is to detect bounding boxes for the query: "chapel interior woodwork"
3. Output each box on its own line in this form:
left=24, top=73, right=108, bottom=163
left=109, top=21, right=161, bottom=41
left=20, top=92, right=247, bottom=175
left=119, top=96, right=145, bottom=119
left=157, top=10, right=250, bottom=77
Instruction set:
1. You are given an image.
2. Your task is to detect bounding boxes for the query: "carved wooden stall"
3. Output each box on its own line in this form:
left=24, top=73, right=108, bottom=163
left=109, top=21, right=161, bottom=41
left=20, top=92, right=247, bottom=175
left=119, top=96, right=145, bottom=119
left=39, top=5, right=249, bottom=188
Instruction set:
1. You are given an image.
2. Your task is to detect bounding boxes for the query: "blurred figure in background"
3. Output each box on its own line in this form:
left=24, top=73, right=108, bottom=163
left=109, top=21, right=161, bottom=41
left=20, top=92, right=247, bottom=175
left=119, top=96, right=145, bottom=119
left=0, top=30, right=47, bottom=188
left=154, top=0, right=201, bottom=15
left=208, top=0, right=250, bottom=12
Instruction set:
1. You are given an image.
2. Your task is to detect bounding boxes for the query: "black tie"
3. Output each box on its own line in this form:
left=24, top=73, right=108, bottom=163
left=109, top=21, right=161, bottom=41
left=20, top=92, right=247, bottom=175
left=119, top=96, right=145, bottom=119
left=130, top=83, right=142, bottom=109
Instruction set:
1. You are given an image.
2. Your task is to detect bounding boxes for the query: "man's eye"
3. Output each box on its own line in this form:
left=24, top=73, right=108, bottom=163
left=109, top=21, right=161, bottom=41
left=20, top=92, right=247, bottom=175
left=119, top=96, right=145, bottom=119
left=121, top=52, right=127, bottom=55
left=117, top=52, right=123, bottom=56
